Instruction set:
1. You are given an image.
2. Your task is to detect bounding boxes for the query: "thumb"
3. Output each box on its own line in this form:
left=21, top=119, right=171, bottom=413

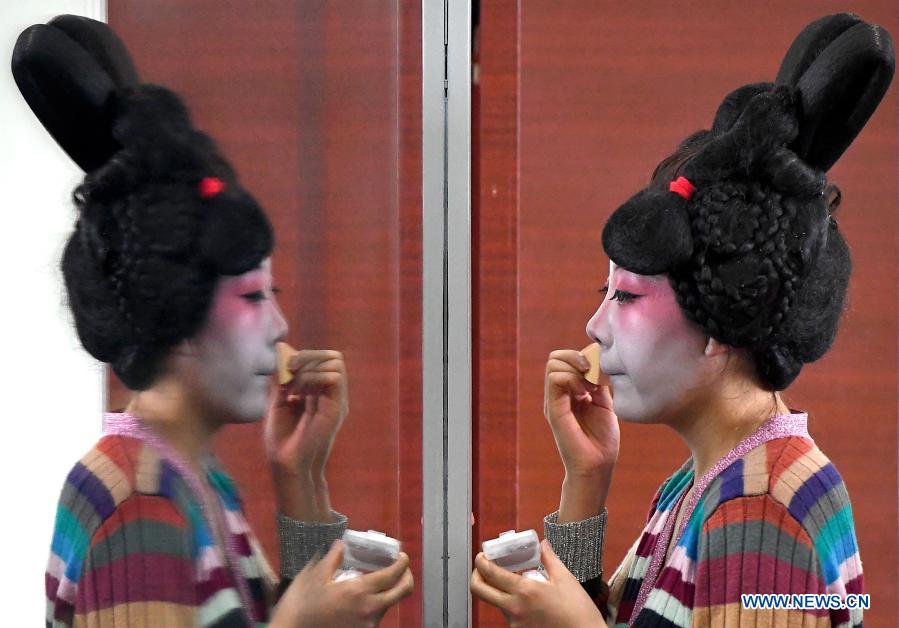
left=589, top=384, right=614, bottom=409
left=314, top=539, right=345, bottom=578
left=539, top=539, right=569, bottom=581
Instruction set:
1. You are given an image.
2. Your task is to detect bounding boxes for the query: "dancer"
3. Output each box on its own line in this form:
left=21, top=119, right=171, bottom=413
left=471, top=13, right=892, bottom=627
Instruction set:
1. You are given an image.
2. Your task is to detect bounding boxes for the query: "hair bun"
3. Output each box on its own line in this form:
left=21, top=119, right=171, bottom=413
left=112, top=85, right=194, bottom=150
left=601, top=188, right=693, bottom=275
left=684, top=86, right=799, bottom=184
left=710, top=82, right=776, bottom=134
left=752, top=342, right=803, bottom=390
left=776, top=13, right=895, bottom=171
left=12, top=15, right=138, bottom=172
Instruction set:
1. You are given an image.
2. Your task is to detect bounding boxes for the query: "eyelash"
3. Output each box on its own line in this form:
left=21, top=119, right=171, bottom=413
left=598, top=285, right=641, bottom=304
left=242, top=287, right=281, bottom=302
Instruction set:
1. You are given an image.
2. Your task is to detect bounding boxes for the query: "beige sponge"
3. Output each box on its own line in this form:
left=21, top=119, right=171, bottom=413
left=276, top=342, right=300, bottom=385
left=581, top=343, right=609, bottom=386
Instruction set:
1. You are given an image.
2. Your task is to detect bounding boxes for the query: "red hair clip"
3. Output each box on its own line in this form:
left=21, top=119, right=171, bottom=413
left=669, top=176, right=696, bottom=200
left=198, top=177, right=226, bottom=199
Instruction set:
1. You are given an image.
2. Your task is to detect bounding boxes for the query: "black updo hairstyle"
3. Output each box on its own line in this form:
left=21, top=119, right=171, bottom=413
left=601, top=14, right=894, bottom=390
left=13, top=16, right=273, bottom=390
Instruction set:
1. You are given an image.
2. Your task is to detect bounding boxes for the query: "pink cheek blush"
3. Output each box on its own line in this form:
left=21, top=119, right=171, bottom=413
left=614, top=279, right=683, bottom=332
left=207, top=281, right=265, bottom=332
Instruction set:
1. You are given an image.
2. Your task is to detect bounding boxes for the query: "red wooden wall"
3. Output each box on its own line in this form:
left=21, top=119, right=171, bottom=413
left=104, top=3, right=896, bottom=625
left=475, top=1, right=897, bottom=626
left=107, top=2, right=422, bottom=625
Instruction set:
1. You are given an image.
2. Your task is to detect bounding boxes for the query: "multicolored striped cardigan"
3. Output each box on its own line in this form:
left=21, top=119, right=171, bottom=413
left=45, top=418, right=282, bottom=627
left=591, top=412, right=864, bottom=627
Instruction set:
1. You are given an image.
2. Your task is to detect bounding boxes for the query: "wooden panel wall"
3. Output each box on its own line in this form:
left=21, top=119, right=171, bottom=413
left=476, top=1, right=897, bottom=625
left=472, top=0, right=520, bottom=625
left=108, top=2, right=422, bottom=625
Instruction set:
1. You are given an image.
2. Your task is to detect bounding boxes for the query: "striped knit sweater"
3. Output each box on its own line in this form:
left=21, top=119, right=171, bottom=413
left=592, top=412, right=864, bottom=627
left=45, top=429, right=281, bottom=627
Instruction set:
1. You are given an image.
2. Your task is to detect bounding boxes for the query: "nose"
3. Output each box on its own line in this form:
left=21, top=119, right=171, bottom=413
left=269, top=296, right=289, bottom=344
left=585, top=297, right=612, bottom=350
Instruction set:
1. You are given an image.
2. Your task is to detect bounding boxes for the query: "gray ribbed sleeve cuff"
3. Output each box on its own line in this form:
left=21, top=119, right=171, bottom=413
left=277, top=510, right=348, bottom=578
left=543, top=508, right=607, bottom=582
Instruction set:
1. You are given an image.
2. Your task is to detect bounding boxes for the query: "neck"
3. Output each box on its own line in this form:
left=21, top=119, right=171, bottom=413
left=125, top=376, right=220, bottom=471
left=670, top=382, right=789, bottom=482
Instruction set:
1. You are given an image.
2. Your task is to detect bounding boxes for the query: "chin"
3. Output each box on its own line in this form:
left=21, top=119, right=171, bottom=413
left=213, top=396, right=268, bottom=425
left=230, top=402, right=267, bottom=424
left=228, top=411, right=265, bottom=425
left=612, top=396, right=665, bottom=424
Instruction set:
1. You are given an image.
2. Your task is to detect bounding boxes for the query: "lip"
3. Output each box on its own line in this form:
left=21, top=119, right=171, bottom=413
left=256, top=361, right=277, bottom=377
left=599, top=362, right=623, bottom=377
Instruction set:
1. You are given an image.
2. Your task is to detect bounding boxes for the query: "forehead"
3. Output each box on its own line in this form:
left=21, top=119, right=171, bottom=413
left=608, top=260, right=667, bottom=286
left=219, top=258, right=272, bottom=289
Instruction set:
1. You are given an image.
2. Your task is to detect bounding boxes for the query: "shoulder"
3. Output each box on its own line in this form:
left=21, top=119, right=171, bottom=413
left=695, top=436, right=861, bottom=586
left=49, top=435, right=192, bottom=571
left=53, top=436, right=192, bottom=559
left=55, top=434, right=177, bottom=514
left=47, top=436, right=195, bottom=621
left=701, top=436, right=854, bottom=534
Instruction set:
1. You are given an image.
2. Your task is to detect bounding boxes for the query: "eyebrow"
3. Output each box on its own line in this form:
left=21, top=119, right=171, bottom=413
left=615, top=268, right=665, bottom=283
left=228, top=271, right=271, bottom=289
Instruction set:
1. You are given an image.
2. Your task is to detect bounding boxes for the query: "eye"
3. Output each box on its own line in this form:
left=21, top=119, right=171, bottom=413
left=611, top=289, right=641, bottom=304
left=242, top=285, right=282, bottom=303
left=598, top=285, right=609, bottom=296
left=241, top=291, right=267, bottom=303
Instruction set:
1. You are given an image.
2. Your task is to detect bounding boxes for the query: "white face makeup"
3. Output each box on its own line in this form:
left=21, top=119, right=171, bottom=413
left=585, top=261, right=712, bottom=423
left=183, top=258, right=288, bottom=423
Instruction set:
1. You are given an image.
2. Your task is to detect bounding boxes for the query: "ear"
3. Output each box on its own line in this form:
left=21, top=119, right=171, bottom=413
left=169, top=338, right=198, bottom=358
left=704, top=337, right=730, bottom=358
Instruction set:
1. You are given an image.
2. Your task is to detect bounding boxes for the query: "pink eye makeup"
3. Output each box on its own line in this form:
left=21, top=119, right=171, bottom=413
left=239, top=286, right=281, bottom=303
left=241, top=291, right=267, bottom=303
left=611, top=289, right=640, bottom=304
left=598, top=284, right=643, bottom=304
left=228, top=266, right=279, bottom=302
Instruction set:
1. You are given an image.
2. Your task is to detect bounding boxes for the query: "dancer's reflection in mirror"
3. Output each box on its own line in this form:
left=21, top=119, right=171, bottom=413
left=15, top=16, right=412, bottom=627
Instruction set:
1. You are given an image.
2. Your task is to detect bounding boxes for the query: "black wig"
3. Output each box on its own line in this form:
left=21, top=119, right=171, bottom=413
left=601, top=14, right=894, bottom=390
left=13, top=16, right=274, bottom=390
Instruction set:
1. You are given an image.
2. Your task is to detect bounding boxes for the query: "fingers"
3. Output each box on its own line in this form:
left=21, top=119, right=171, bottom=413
left=312, top=539, right=345, bottom=579
left=289, top=350, right=346, bottom=373
left=545, top=351, right=600, bottom=402
left=470, top=566, right=511, bottom=609
left=538, top=539, right=566, bottom=581
left=357, top=552, right=410, bottom=592
left=547, top=358, right=590, bottom=382
left=546, top=369, right=593, bottom=397
left=547, top=349, right=592, bottom=375
left=545, top=368, right=596, bottom=418
left=473, top=552, right=521, bottom=593
left=272, top=378, right=305, bottom=407
left=370, top=566, right=414, bottom=609
left=590, top=383, right=614, bottom=409
left=286, top=355, right=347, bottom=399
left=284, top=372, right=347, bottom=410
left=293, top=369, right=345, bottom=385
